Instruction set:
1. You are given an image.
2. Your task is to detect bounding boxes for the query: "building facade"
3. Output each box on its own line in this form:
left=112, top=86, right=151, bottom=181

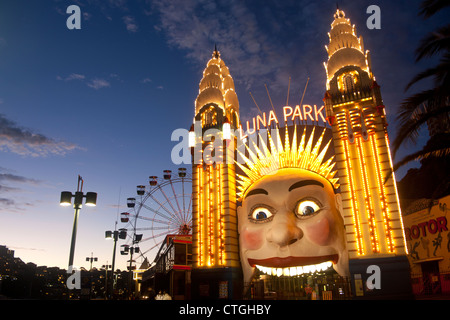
left=323, top=8, right=407, bottom=259
left=190, top=48, right=242, bottom=299
left=322, top=9, right=411, bottom=298
left=187, top=9, right=412, bottom=299
left=403, top=195, right=450, bottom=295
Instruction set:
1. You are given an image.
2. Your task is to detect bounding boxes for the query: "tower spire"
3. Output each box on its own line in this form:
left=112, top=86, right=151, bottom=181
left=324, top=7, right=371, bottom=88
left=213, top=43, right=220, bottom=59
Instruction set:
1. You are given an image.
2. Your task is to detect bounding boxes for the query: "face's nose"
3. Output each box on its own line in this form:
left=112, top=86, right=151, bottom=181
left=266, top=213, right=303, bottom=248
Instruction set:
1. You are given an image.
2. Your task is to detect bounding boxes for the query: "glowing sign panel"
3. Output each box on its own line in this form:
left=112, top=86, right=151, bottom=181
left=245, top=105, right=326, bottom=133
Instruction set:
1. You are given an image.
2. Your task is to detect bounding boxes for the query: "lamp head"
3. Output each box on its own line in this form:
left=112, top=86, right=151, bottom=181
left=189, top=124, right=196, bottom=148
left=60, top=191, right=73, bottom=206
left=85, top=192, right=97, bottom=207
left=222, top=117, right=231, bottom=140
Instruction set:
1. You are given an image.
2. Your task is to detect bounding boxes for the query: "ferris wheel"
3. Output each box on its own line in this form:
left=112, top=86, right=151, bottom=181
left=119, top=167, right=192, bottom=265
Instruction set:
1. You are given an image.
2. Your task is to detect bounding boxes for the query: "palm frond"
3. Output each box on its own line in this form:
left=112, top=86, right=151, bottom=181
left=419, top=0, right=450, bottom=18
left=405, top=65, right=442, bottom=91
left=386, top=133, right=450, bottom=183
left=415, top=24, right=450, bottom=61
left=393, top=100, right=450, bottom=157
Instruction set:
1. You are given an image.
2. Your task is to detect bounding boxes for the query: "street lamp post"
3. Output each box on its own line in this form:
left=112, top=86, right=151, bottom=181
left=105, top=227, right=126, bottom=299
left=102, top=263, right=112, bottom=299
left=86, top=252, right=98, bottom=270
left=60, top=175, right=97, bottom=270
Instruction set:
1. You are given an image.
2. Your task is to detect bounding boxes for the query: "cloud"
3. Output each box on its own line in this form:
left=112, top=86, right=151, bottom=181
left=123, top=15, right=138, bottom=32
left=66, top=73, right=86, bottom=81
left=83, top=12, right=92, bottom=21
left=0, top=173, right=40, bottom=184
left=0, top=197, right=34, bottom=213
left=0, top=167, right=41, bottom=213
left=5, top=245, right=46, bottom=252
left=148, top=0, right=426, bottom=120
left=57, top=73, right=114, bottom=90
left=0, top=113, right=81, bottom=157
left=87, top=78, right=111, bottom=90
left=0, top=185, right=20, bottom=193
left=57, top=73, right=86, bottom=81
left=0, top=198, right=15, bottom=206
left=149, top=0, right=316, bottom=99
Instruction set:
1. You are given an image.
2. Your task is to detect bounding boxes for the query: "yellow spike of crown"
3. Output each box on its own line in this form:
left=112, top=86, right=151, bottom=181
left=236, top=125, right=339, bottom=199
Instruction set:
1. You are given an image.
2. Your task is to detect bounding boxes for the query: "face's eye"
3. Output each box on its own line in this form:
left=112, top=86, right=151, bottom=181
left=295, top=200, right=321, bottom=218
left=250, top=207, right=273, bottom=223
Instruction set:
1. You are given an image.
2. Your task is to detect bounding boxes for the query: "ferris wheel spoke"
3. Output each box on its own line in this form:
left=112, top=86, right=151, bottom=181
left=135, top=209, right=178, bottom=226
left=185, top=195, right=193, bottom=226
left=137, top=226, right=177, bottom=231
left=182, top=178, right=186, bottom=217
left=140, top=201, right=179, bottom=225
left=141, top=229, right=177, bottom=243
left=158, top=186, right=183, bottom=222
left=147, top=193, right=181, bottom=224
left=141, top=241, right=165, bottom=256
left=169, top=179, right=183, bottom=220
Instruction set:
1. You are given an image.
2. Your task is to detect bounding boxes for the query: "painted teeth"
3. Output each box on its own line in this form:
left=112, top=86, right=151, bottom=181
left=255, top=261, right=333, bottom=277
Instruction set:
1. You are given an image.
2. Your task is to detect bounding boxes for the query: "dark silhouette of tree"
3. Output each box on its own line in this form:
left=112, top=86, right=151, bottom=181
left=392, top=0, right=450, bottom=174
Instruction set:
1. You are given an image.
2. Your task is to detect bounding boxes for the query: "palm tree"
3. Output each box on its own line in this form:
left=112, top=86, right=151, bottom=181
left=391, top=0, right=450, bottom=174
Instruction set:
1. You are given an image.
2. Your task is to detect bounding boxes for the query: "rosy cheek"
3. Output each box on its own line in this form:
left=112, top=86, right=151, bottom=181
left=242, top=228, right=264, bottom=250
left=305, top=217, right=330, bottom=246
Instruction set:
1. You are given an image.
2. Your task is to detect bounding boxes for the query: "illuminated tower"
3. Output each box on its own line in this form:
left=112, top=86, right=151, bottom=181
left=323, top=9, right=411, bottom=298
left=190, top=47, right=242, bottom=299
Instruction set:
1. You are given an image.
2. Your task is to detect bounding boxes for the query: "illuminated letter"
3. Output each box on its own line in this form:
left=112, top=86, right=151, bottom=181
left=366, top=265, right=381, bottom=289
left=291, top=105, right=303, bottom=121
left=267, top=110, right=279, bottom=126
left=283, top=106, right=293, bottom=123
left=256, top=113, right=267, bottom=130
left=314, top=105, right=326, bottom=122
left=303, top=105, right=314, bottom=121
left=366, top=5, right=381, bottom=30
left=246, top=118, right=256, bottom=135
left=66, top=5, right=81, bottom=30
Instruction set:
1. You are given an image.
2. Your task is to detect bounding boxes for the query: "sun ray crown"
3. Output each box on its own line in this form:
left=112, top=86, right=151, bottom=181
left=236, top=125, right=339, bottom=199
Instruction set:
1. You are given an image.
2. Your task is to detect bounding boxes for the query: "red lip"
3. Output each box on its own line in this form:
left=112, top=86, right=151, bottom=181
left=248, top=254, right=338, bottom=268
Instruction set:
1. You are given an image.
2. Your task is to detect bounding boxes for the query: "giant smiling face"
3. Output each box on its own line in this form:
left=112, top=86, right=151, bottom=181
left=238, top=168, right=349, bottom=285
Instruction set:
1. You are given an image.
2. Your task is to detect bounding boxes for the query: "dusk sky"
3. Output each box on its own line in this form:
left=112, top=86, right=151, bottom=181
left=0, top=0, right=446, bottom=271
